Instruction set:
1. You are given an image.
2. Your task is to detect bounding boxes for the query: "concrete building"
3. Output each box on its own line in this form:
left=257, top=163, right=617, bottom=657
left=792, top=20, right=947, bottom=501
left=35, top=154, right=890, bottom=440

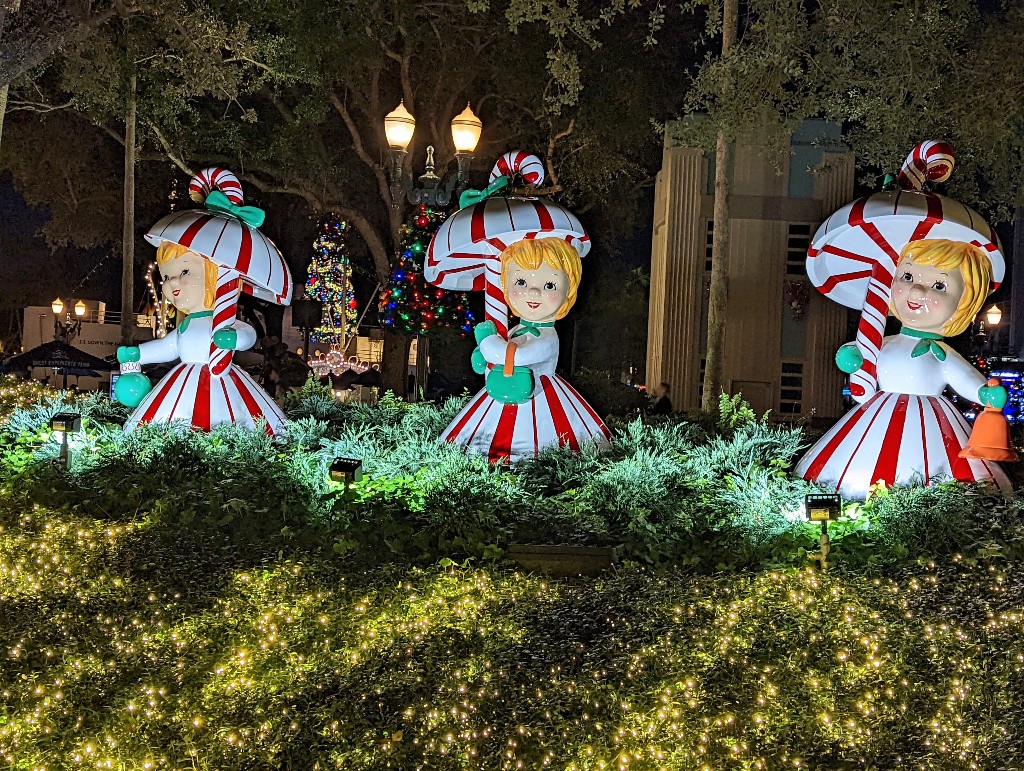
left=646, top=120, right=855, bottom=419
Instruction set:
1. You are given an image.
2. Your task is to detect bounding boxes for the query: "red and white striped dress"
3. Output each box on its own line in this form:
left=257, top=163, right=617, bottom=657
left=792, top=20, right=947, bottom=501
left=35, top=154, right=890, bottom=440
left=795, top=332, right=1011, bottom=498
left=442, top=325, right=610, bottom=463
left=124, top=313, right=286, bottom=436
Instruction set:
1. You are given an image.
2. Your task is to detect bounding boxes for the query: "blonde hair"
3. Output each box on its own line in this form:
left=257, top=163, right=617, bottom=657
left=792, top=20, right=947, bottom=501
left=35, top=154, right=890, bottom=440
left=892, top=238, right=993, bottom=336
left=155, top=241, right=219, bottom=312
left=500, top=238, right=583, bottom=320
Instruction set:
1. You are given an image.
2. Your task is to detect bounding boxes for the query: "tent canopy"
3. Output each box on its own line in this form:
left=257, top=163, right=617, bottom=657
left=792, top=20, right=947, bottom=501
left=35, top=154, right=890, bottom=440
left=3, top=340, right=117, bottom=375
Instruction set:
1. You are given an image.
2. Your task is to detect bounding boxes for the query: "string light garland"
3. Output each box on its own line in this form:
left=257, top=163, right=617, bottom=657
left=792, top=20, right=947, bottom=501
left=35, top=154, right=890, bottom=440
left=379, top=204, right=473, bottom=336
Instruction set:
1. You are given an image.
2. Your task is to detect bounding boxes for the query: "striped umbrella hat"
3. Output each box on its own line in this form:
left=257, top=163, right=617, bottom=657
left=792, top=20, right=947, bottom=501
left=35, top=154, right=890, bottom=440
left=424, top=152, right=589, bottom=338
left=806, top=141, right=1004, bottom=400
left=145, top=167, right=293, bottom=377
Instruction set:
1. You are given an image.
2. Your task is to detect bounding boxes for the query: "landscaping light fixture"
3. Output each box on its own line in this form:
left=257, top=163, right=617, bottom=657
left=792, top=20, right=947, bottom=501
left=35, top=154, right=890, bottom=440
left=804, top=493, right=842, bottom=571
left=329, top=457, right=363, bottom=485
left=805, top=493, right=841, bottom=522
left=51, top=412, right=82, bottom=471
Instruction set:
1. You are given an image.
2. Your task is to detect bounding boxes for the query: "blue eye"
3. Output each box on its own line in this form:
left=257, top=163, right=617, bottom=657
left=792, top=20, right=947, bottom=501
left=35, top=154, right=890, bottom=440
left=514, top=278, right=526, bottom=286
left=933, top=281, right=946, bottom=292
left=901, top=272, right=913, bottom=282
left=543, top=282, right=556, bottom=291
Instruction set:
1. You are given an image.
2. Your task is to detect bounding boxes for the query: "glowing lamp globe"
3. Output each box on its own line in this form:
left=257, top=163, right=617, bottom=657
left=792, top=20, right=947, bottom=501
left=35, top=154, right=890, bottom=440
left=450, top=104, right=482, bottom=153
left=986, top=305, right=1002, bottom=326
left=74, top=300, right=87, bottom=317
left=384, top=101, right=416, bottom=151
left=51, top=298, right=64, bottom=315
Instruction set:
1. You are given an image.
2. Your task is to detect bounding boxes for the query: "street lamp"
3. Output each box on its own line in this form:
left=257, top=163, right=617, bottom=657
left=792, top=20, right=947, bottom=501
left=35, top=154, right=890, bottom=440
left=51, top=297, right=83, bottom=342
left=986, top=304, right=1003, bottom=327
left=383, top=101, right=482, bottom=209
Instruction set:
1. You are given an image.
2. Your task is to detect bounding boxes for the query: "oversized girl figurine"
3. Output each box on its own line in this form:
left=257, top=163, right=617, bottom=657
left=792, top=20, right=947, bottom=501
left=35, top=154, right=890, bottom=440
left=114, top=167, right=293, bottom=435
left=796, top=142, right=1013, bottom=498
left=425, top=151, right=610, bottom=463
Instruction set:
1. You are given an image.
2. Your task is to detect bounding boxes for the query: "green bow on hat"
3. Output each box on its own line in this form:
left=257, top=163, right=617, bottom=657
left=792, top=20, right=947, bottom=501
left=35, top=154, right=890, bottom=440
left=205, top=189, right=266, bottom=228
left=459, top=175, right=511, bottom=209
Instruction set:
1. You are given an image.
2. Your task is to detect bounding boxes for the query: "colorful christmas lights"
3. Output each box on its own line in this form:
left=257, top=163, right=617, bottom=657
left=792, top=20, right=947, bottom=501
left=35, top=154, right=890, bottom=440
left=379, top=205, right=474, bottom=336
left=305, top=220, right=358, bottom=344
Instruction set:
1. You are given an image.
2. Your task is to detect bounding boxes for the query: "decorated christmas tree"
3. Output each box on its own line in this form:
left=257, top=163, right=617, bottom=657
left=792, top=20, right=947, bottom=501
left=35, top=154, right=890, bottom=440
left=379, top=204, right=474, bottom=336
left=305, top=220, right=358, bottom=344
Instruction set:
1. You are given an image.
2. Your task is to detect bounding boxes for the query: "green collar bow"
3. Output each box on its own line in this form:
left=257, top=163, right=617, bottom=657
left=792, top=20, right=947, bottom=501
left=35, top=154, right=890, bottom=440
left=902, top=327, right=947, bottom=361
left=205, top=189, right=266, bottom=228
left=177, top=310, right=213, bottom=333
left=510, top=320, right=555, bottom=338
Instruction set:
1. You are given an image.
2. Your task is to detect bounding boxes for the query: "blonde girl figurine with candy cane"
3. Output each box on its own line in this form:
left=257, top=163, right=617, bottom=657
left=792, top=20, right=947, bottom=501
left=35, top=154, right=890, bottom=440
left=425, top=151, right=610, bottom=463
left=114, top=167, right=293, bottom=435
left=795, top=142, right=1014, bottom=498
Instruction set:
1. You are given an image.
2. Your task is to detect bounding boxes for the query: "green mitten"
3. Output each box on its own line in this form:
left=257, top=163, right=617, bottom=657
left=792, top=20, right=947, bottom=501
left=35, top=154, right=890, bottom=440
left=114, top=373, right=152, bottom=408
left=471, top=347, right=487, bottom=374
left=117, top=345, right=141, bottom=364
left=978, top=381, right=1008, bottom=410
left=835, top=343, right=864, bottom=374
left=212, top=328, right=238, bottom=350
left=473, top=320, right=498, bottom=344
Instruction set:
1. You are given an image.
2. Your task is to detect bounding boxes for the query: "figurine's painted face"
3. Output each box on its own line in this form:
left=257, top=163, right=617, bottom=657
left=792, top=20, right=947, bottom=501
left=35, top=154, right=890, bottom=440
left=891, top=258, right=965, bottom=334
left=161, top=250, right=208, bottom=314
left=506, top=263, right=569, bottom=323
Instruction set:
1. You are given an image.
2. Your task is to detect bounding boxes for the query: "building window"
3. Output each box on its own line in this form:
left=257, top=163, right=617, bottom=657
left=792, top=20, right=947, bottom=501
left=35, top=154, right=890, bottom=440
left=787, top=223, right=813, bottom=277
left=704, top=221, right=714, bottom=273
left=779, top=360, right=803, bottom=417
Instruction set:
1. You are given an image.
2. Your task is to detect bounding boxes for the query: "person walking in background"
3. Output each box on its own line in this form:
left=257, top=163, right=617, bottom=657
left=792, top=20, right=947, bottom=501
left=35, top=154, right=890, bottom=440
left=650, top=382, right=673, bottom=415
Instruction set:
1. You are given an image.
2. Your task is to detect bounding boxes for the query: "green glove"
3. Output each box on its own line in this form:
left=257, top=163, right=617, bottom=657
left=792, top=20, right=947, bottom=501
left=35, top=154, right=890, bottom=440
left=978, top=381, right=1008, bottom=410
left=114, top=372, right=152, bottom=408
left=471, top=347, right=487, bottom=374
left=835, top=343, right=864, bottom=374
left=117, top=345, right=141, bottom=364
left=212, top=328, right=238, bottom=350
left=473, top=320, right=498, bottom=345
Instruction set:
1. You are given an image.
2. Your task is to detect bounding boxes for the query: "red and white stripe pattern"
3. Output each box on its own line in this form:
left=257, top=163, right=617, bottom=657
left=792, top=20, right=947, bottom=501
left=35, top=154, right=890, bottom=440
left=145, top=207, right=291, bottom=305
left=805, top=144, right=1005, bottom=400
left=896, top=141, right=956, bottom=192
left=209, top=266, right=242, bottom=377
left=189, top=167, right=244, bottom=204
left=443, top=374, right=610, bottom=463
left=426, top=186, right=589, bottom=337
left=125, top=360, right=287, bottom=437
left=490, top=151, right=545, bottom=186
left=795, top=391, right=1010, bottom=498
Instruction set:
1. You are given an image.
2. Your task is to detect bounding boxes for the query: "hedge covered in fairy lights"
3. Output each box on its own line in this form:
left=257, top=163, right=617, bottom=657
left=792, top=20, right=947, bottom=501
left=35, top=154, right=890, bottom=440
left=1, top=376, right=1024, bottom=769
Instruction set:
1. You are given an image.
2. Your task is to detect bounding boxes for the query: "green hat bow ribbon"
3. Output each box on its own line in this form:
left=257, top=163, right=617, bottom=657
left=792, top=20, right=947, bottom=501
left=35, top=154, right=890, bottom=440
left=459, top=175, right=511, bottom=209
left=205, top=189, right=266, bottom=228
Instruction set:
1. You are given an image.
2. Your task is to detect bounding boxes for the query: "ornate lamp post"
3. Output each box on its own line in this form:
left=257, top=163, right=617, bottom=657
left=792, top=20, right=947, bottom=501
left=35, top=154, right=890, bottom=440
left=383, top=102, right=482, bottom=209
left=381, top=102, right=483, bottom=398
left=985, top=304, right=1004, bottom=355
left=50, top=297, right=86, bottom=342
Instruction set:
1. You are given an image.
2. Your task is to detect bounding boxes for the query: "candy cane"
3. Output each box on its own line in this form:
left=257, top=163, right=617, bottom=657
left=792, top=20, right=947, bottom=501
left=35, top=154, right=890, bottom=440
left=490, top=151, right=545, bottom=186
left=209, top=267, right=242, bottom=377
left=851, top=139, right=953, bottom=400
left=896, top=141, right=956, bottom=192
left=189, top=167, right=244, bottom=205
